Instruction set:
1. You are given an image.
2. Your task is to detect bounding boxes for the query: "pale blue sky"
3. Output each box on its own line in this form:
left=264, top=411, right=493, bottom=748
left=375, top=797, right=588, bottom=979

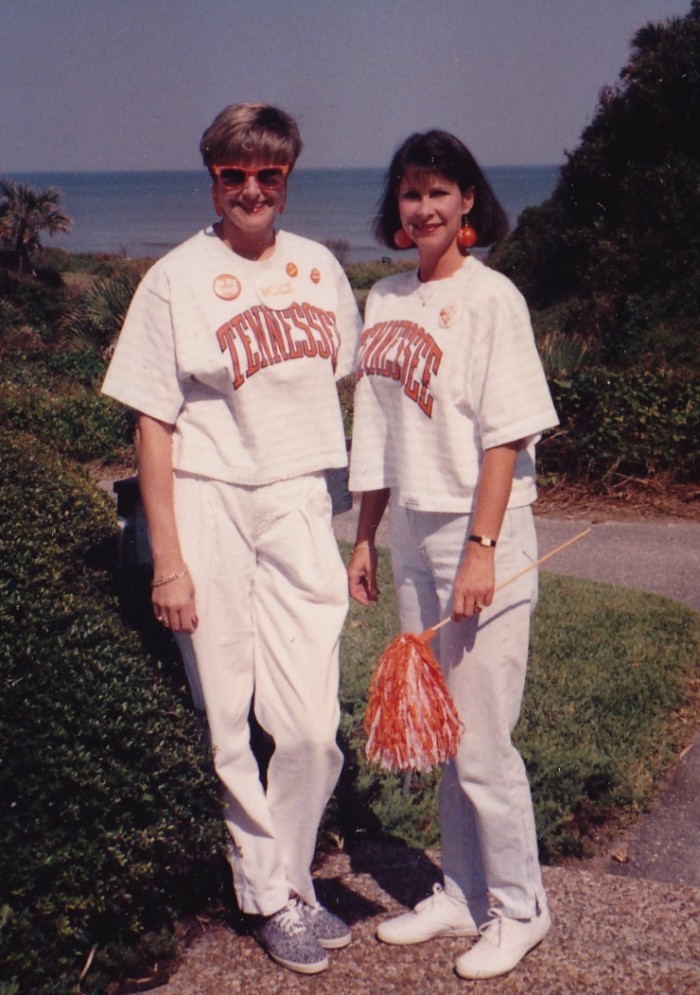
left=2, top=0, right=692, bottom=171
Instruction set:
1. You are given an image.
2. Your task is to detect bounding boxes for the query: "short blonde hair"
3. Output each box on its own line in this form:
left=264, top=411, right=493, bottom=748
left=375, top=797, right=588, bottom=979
left=200, top=103, right=303, bottom=174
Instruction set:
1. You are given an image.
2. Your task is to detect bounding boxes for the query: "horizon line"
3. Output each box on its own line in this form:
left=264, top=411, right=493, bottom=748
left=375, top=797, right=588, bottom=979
left=5, top=162, right=562, bottom=175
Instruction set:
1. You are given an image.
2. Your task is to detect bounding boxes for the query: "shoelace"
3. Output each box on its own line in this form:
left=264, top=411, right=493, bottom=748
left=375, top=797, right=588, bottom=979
left=415, top=883, right=447, bottom=912
left=479, top=914, right=510, bottom=945
left=274, top=900, right=307, bottom=936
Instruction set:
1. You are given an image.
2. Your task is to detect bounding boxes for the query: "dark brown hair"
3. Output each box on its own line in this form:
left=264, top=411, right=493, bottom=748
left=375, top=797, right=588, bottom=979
left=374, top=130, right=509, bottom=249
left=200, top=103, right=303, bottom=175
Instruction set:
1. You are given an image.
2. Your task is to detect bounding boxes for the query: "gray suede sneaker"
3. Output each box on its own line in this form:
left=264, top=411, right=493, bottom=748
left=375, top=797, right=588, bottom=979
left=252, top=899, right=329, bottom=974
left=302, top=901, right=352, bottom=949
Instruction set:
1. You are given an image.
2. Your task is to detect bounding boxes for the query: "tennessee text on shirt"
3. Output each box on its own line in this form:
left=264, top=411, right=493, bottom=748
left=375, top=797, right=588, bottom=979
left=216, top=301, right=339, bottom=389
left=357, top=319, right=442, bottom=417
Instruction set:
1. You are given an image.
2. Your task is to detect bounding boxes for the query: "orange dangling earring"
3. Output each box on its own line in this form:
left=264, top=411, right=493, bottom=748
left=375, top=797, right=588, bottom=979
left=457, top=214, right=478, bottom=250
left=212, top=186, right=223, bottom=217
left=394, top=228, right=414, bottom=250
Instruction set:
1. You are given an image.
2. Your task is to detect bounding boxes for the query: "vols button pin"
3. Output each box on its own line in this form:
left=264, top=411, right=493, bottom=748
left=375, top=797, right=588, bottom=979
left=213, top=274, right=241, bottom=300
left=256, top=277, right=295, bottom=310
left=286, top=262, right=299, bottom=277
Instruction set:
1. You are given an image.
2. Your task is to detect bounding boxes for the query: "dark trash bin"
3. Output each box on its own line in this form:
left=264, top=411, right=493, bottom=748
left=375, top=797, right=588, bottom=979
left=113, top=476, right=152, bottom=568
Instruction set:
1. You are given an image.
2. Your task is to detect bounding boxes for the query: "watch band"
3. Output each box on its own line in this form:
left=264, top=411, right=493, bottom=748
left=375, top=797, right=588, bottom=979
left=468, top=534, right=497, bottom=548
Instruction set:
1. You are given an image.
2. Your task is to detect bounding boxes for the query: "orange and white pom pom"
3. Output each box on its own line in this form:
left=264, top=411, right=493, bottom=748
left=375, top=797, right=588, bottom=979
left=363, top=530, right=593, bottom=773
left=364, top=632, right=463, bottom=773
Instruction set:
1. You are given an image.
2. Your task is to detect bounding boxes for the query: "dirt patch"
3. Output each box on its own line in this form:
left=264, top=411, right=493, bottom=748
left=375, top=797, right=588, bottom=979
left=535, top=475, right=700, bottom=523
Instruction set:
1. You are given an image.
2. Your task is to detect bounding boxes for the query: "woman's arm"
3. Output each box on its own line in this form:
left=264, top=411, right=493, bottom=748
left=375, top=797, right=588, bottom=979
left=136, top=413, right=198, bottom=633
left=347, top=487, right=390, bottom=606
left=452, top=440, right=521, bottom=619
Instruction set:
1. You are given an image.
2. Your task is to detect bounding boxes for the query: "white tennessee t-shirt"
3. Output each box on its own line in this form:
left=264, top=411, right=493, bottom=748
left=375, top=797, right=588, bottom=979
left=348, top=255, right=559, bottom=513
left=102, top=228, right=362, bottom=486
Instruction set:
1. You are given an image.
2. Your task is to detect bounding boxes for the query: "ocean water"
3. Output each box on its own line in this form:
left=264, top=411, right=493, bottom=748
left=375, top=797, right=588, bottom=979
left=13, top=166, right=559, bottom=263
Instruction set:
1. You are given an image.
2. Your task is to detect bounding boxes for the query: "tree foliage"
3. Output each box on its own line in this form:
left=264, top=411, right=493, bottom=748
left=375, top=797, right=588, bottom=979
left=492, top=1, right=700, bottom=368
left=0, top=179, right=72, bottom=275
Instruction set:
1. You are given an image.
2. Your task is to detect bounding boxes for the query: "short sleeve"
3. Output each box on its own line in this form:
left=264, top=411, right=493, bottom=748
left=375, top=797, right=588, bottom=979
left=471, top=291, right=558, bottom=450
left=331, top=261, right=362, bottom=380
left=101, top=267, right=186, bottom=423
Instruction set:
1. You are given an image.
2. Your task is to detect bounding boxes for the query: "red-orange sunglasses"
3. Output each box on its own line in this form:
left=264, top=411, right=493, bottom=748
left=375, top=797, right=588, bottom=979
left=211, top=163, right=290, bottom=189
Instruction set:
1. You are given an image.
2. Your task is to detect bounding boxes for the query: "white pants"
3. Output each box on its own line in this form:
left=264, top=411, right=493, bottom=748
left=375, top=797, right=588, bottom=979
left=390, top=503, right=547, bottom=922
left=173, top=471, right=347, bottom=916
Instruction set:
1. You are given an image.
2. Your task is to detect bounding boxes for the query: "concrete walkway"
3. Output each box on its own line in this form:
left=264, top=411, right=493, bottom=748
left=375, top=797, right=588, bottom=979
left=142, top=508, right=700, bottom=995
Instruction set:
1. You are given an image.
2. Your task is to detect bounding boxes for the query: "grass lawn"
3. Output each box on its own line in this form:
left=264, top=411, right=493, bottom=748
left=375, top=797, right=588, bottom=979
left=334, top=544, right=700, bottom=862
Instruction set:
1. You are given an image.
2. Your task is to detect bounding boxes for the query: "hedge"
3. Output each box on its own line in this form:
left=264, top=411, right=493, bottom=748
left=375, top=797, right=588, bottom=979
left=0, top=430, right=224, bottom=995
left=541, top=368, right=700, bottom=482
left=0, top=350, right=133, bottom=465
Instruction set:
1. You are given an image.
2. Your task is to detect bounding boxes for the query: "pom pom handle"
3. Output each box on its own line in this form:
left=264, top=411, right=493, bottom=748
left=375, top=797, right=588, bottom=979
left=419, top=528, right=591, bottom=640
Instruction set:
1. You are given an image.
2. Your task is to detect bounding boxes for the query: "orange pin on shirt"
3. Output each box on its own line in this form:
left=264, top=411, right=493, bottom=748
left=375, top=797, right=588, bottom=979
left=439, top=304, right=458, bottom=328
left=286, top=262, right=299, bottom=277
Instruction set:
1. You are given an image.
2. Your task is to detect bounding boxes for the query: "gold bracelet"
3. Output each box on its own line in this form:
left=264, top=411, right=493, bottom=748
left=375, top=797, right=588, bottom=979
left=151, top=567, right=188, bottom=588
left=351, top=539, right=375, bottom=555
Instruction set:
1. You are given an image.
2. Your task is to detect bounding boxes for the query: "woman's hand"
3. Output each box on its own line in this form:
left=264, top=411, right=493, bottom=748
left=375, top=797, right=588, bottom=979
left=348, top=488, right=390, bottom=607
left=452, top=546, right=495, bottom=619
left=152, top=568, right=198, bottom=633
left=451, top=440, right=521, bottom=619
left=348, top=542, right=380, bottom=606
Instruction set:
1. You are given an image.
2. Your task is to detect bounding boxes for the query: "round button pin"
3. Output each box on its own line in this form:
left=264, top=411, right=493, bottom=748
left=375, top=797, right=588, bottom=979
left=213, top=274, right=241, bottom=301
left=439, top=303, right=459, bottom=328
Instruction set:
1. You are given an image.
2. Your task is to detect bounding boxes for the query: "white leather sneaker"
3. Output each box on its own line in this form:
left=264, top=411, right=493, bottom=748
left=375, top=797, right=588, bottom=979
left=454, top=907, right=551, bottom=979
left=376, top=884, right=480, bottom=945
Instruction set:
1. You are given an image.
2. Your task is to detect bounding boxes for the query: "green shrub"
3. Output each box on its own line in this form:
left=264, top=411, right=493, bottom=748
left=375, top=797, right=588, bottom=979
left=0, top=349, right=133, bottom=462
left=0, top=380, right=132, bottom=463
left=0, top=265, right=64, bottom=343
left=345, top=258, right=414, bottom=291
left=542, top=368, right=700, bottom=481
left=0, top=430, right=224, bottom=994
left=40, top=248, right=151, bottom=280
left=59, top=272, right=141, bottom=352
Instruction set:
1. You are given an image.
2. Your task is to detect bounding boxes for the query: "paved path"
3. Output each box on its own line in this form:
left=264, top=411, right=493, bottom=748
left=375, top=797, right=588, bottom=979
left=143, top=508, right=700, bottom=994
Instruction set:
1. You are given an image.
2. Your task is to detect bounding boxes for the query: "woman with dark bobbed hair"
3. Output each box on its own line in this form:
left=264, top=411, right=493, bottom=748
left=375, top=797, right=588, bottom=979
left=373, top=130, right=510, bottom=251
left=348, top=131, right=558, bottom=980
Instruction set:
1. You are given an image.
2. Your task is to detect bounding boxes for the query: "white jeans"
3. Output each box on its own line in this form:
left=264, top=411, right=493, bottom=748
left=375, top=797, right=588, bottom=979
left=390, top=503, right=547, bottom=921
left=173, top=471, right=347, bottom=916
